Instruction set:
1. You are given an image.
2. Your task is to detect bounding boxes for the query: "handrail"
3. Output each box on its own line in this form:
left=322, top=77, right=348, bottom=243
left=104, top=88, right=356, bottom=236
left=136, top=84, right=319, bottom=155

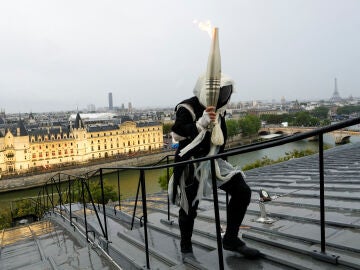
left=130, top=154, right=175, bottom=229
left=95, top=117, right=360, bottom=173
left=102, top=117, right=360, bottom=269
left=29, top=117, right=360, bottom=270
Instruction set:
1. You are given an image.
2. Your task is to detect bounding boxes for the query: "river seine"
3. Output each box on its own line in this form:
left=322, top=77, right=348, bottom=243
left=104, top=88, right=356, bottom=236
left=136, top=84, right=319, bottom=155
left=1, top=134, right=359, bottom=208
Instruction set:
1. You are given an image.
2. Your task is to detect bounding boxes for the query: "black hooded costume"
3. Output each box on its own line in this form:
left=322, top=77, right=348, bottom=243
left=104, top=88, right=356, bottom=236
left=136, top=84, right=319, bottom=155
left=169, top=76, right=259, bottom=258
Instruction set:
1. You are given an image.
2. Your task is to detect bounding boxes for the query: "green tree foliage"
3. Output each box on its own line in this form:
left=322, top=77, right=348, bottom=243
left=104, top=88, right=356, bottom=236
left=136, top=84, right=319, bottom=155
left=0, top=208, right=12, bottom=229
left=260, top=114, right=289, bottom=125
left=158, top=168, right=173, bottom=190
left=242, top=148, right=319, bottom=171
left=11, top=200, right=36, bottom=218
left=226, top=119, right=240, bottom=138
left=321, top=119, right=332, bottom=126
left=310, top=106, right=329, bottom=120
left=162, top=123, right=173, bottom=136
left=238, top=114, right=261, bottom=137
left=336, top=105, right=360, bottom=115
left=86, top=181, right=118, bottom=203
left=0, top=200, right=37, bottom=229
left=292, top=111, right=320, bottom=127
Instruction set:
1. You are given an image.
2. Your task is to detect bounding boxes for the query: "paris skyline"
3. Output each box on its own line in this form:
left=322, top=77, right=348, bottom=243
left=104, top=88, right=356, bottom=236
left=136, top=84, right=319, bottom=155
left=1, top=0, right=360, bottom=113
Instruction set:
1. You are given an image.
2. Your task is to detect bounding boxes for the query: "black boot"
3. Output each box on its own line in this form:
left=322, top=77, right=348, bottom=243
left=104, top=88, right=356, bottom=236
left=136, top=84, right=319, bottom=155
left=223, top=237, right=260, bottom=259
left=180, top=239, right=193, bottom=253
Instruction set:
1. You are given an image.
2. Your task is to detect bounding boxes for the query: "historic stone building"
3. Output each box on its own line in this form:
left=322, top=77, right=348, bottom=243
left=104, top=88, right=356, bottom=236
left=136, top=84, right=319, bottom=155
left=0, top=113, right=163, bottom=175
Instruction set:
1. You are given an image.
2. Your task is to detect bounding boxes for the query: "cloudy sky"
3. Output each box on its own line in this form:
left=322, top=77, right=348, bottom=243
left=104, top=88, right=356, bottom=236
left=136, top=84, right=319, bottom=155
left=1, top=0, right=359, bottom=113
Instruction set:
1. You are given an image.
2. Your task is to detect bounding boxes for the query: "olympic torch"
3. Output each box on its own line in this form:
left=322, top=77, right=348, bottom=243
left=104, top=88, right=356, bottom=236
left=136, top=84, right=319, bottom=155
left=205, top=27, right=221, bottom=109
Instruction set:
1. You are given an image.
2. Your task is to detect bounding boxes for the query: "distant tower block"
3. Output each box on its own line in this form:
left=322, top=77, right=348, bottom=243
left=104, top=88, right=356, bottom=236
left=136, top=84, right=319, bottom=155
left=281, top=96, right=286, bottom=105
left=108, top=92, right=113, bottom=110
left=329, top=78, right=342, bottom=103
left=128, top=102, right=132, bottom=113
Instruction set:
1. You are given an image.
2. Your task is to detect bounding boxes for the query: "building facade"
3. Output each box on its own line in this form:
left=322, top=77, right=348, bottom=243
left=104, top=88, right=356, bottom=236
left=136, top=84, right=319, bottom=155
left=0, top=113, right=163, bottom=175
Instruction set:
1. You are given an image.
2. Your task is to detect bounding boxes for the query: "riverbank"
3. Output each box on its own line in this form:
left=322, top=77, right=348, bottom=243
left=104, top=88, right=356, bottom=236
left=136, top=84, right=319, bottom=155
left=0, top=151, right=175, bottom=193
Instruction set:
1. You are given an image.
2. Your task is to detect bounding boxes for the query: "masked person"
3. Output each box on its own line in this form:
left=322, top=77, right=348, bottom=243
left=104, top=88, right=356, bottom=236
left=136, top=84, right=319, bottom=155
left=169, top=74, right=260, bottom=259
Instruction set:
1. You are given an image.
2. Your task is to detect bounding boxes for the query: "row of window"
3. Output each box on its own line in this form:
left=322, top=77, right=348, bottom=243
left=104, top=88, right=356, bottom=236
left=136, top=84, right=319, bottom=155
left=32, top=149, right=74, bottom=158
left=31, top=143, right=74, bottom=150
left=30, top=134, right=73, bottom=142
left=88, top=127, right=161, bottom=138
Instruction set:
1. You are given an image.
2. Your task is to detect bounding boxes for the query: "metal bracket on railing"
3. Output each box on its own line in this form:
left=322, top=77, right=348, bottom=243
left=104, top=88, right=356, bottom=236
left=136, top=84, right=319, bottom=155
left=311, top=250, right=339, bottom=265
left=160, top=218, right=174, bottom=225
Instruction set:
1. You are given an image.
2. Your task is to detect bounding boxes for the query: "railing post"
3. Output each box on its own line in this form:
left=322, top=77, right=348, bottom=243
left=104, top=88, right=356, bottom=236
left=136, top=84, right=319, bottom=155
left=68, top=176, right=72, bottom=223
left=131, top=176, right=141, bottom=230
left=117, top=169, right=121, bottom=210
left=51, top=179, right=54, bottom=213
left=42, top=186, right=46, bottom=214
left=319, top=133, right=326, bottom=253
left=83, top=179, right=108, bottom=240
left=210, top=159, right=224, bottom=270
left=311, top=133, right=339, bottom=264
left=45, top=186, right=49, bottom=210
left=140, top=169, right=150, bottom=269
left=166, top=155, right=170, bottom=222
left=100, top=169, right=109, bottom=241
left=58, top=174, right=62, bottom=217
left=81, top=179, right=89, bottom=242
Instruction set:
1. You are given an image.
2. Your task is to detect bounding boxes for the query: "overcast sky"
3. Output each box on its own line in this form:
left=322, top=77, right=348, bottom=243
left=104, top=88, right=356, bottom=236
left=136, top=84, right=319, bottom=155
left=1, top=0, right=359, bottom=113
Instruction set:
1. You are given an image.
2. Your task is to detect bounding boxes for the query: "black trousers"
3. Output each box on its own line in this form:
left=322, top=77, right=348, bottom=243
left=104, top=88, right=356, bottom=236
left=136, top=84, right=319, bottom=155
left=179, top=172, right=251, bottom=245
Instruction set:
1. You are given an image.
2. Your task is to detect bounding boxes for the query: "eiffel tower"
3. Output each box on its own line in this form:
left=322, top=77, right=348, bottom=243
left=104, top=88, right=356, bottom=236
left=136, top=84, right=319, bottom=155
left=329, top=78, right=342, bottom=103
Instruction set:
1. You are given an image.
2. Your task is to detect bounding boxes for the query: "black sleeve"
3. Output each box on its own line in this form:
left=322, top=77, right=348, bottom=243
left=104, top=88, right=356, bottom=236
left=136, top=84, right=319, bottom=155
left=219, top=116, right=228, bottom=155
left=171, top=106, right=199, bottom=140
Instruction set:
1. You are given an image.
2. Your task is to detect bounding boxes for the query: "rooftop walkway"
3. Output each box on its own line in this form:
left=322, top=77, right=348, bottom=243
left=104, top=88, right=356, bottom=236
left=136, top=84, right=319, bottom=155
left=0, top=220, right=118, bottom=270
left=1, top=142, right=360, bottom=269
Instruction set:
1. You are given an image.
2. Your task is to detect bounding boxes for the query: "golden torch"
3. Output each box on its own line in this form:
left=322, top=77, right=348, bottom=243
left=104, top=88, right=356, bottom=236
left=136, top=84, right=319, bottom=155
left=205, top=27, right=224, bottom=146
left=205, top=27, right=221, bottom=109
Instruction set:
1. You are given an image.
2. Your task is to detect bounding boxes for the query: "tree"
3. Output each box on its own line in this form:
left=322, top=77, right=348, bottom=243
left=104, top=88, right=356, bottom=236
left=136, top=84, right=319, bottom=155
left=158, top=168, right=173, bottom=190
left=310, top=106, right=329, bottom=119
left=226, top=119, right=240, bottom=138
left=86, top=181, right=118, bottom=203
left=162, top=123, right=173, bottom=136
left=337, top=105, right=360, bottom=115
left=292, top=111, right=320, bottom=127
left=238, top=114, right=261, bottom=137
left=0, top=208, right=12, bottom=229
left=260, top=114, right=290, bottom=125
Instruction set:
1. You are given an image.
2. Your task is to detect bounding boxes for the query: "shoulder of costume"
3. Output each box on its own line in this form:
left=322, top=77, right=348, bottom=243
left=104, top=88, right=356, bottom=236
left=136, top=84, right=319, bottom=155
left=175, top=97, right=199, bottom=108
left=175, top=97, right=204, bottom=117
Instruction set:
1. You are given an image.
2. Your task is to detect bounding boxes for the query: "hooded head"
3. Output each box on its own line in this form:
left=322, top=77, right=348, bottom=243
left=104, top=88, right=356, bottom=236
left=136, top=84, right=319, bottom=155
left=193, top=73, right=234, bottom=110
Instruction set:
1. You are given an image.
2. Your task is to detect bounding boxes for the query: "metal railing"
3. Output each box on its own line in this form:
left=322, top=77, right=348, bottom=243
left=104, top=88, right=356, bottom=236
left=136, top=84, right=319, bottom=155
left=31, top=117, right=360, bottom=270
left=35, top=172, right=110, bottom=243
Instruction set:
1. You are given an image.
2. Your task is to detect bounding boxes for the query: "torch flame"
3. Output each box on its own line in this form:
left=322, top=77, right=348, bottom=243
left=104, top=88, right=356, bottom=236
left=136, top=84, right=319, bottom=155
left=193, top=19, right=213, bottom=38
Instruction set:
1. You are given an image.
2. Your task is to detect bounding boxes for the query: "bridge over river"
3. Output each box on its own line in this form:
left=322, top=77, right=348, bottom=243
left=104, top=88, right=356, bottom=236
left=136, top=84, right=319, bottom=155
left=259, top=126, right=360, bottom=144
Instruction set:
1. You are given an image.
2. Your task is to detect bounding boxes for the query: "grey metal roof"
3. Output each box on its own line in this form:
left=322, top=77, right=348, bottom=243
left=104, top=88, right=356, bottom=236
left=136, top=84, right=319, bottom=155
left=1, top=142, right=359, bottom=269
left=136, top=121, right=161, bottom=127
left=0, top=220, right=118, bottom=270
left=87, top=124, right=119, bottom=132
left=74, top=112, right=84, bottom=129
